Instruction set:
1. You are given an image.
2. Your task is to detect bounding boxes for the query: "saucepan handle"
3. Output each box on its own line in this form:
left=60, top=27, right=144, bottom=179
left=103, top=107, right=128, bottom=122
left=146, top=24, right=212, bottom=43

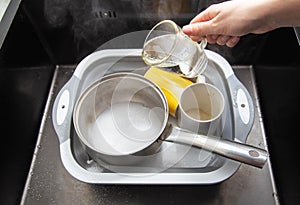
left=165, top=126, right=268, bottom=168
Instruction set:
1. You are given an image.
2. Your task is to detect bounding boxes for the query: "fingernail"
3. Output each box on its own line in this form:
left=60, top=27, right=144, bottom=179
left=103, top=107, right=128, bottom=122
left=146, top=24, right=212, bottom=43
left=230, top=37, right=240, bottom=44
left=182, top=25, right=193, bottom=34
left=227, top=37, right=240, bottom=47
left=211, top=35, right=218, bottom=40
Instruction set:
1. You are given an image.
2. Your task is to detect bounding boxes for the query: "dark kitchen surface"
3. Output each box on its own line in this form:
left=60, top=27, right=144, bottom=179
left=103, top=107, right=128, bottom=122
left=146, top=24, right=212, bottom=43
left=0, top=66, right=54, bottom=205
left=254, top=27, right=300, bottom=205
left=1, top=0, right=300, bottom=204
left=20, top=0, right=268, bottom=65
left=0, top=2, right=54, bottom=204
left=254, top=65, right=300, bottom=205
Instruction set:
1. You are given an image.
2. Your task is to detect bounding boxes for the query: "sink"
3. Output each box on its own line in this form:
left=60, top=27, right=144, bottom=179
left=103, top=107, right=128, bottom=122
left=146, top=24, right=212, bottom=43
left=1, top=0, right=300, bottom=204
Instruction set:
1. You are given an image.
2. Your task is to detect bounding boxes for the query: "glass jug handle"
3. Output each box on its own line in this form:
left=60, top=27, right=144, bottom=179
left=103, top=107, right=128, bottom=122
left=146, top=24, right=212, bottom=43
left=199, top=38, right=207, bottom=50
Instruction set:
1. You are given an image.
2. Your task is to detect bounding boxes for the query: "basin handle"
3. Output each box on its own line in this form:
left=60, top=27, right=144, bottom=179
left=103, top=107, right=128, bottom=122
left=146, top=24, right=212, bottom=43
left=52, top=76, right=80, bottom=144
left=227, top=74, right=255, bottom=143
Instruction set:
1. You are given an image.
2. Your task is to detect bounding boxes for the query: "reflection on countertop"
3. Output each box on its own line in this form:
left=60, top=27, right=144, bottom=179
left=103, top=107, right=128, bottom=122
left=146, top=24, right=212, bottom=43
left=0, top=0, right=10, bottom=21
left=0, top=0, right=21, bottom=49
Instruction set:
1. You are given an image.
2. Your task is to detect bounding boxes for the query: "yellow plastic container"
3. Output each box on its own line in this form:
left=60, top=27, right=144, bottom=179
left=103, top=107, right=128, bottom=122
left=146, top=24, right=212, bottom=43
left=144, top=67, right=193, bottom=116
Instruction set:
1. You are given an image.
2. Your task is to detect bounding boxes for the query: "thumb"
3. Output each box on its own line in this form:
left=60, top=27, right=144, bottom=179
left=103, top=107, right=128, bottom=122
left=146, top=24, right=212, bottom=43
left=182, top=21, right=215, bottom=37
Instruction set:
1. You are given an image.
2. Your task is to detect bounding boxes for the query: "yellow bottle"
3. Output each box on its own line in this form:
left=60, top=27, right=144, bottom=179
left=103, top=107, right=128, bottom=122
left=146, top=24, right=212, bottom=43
left=144, top=67, right=193, bottom=116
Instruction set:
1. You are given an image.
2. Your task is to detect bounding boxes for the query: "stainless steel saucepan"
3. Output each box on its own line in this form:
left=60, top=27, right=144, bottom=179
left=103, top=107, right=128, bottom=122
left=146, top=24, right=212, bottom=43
left=73, top=72, right=268, bottom=168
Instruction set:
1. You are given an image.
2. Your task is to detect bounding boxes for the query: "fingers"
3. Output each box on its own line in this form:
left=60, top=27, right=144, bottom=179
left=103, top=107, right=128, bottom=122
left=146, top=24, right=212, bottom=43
left=190, top=34, right=240, bottom=47
left=190, top=7, right=215, bottom=24
left=206, top=35, right=219, bottom=44
left=206, top=35, right=240, bottom=47
left=182, top=5, right=220, bottom=42
left=190, top=35, right=203, bottom=42
left=182, top=21, right=213, bottom=37
left=217, top=35, right=231, bottom=45
left=182, top=3, right=240, bottom=47
left=226, top=36, right=240, bottom=47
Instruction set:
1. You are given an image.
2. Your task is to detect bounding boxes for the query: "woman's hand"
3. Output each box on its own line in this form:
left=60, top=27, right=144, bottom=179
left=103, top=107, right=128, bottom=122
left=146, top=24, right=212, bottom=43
left=183, top=0, right=300, bottom=47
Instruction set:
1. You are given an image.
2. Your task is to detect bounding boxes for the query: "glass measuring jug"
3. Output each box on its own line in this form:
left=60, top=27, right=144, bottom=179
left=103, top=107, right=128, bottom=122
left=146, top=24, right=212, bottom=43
left=142, top=20, right=208, bottom=78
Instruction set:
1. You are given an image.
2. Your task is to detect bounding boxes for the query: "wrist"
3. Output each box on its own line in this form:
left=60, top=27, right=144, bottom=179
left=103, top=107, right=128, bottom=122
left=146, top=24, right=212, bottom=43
left=263, top=0, right=300, bottom=29
left=251, top=0, right=280, bottom=32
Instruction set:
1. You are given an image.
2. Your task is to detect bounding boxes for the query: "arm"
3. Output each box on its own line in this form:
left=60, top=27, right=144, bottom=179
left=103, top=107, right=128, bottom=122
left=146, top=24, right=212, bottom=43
left=183, top=0, right=300, bottom=47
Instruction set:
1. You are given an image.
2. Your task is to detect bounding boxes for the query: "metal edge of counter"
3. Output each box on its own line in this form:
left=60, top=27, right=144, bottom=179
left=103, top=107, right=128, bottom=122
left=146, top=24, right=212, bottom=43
left=249, top=66, right=280, bottom=205
left=20, top=65, right=59, bottom=205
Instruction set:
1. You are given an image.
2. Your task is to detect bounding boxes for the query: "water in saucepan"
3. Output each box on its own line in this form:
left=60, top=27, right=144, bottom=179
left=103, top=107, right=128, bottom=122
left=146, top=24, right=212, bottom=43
left=87, top=102, right=164, bottom=155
